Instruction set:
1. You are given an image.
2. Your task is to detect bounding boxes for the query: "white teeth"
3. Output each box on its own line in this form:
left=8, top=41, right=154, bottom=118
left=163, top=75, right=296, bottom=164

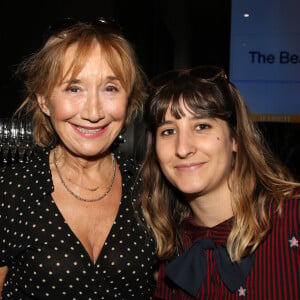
left=76, top=126, right=102, bottom=134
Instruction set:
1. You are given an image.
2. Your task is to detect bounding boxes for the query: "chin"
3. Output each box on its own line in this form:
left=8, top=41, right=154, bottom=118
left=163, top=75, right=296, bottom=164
left=176, top=184, right=203, bottom=195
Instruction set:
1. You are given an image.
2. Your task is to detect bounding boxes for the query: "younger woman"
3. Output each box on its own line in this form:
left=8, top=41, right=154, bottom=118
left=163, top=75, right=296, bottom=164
left=141, top=65, right=300, bottom=299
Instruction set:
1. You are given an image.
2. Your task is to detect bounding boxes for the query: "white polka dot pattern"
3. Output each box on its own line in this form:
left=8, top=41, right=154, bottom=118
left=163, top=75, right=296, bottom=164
left=0, top=147, right=156, bottom=299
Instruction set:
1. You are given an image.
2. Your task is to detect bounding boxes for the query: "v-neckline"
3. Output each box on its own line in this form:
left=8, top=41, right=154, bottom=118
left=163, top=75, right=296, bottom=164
left=49, top=194, right=122, bottom=265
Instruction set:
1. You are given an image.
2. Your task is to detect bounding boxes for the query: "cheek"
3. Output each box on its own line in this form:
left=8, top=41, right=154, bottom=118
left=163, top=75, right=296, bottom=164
left=213, top=136, right=234, bottom=161
left=48, top=99, right=77, bottom=120
left=108, top=98, right=128, bottom=119
left=195, top=137, right=216, bottom=152
left=155, top=141, right=164, bottom=162
left=155, top=140, right=171, bottom=167
left=156, top=150, right=170, bottom=181
left=114, top=105, right=127, bottom=120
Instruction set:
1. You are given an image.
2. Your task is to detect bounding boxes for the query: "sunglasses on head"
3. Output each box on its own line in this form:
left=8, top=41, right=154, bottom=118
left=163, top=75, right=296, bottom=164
left=151, top=65, right=227, bottom=89
left=43, top=17, right=122, bottom=41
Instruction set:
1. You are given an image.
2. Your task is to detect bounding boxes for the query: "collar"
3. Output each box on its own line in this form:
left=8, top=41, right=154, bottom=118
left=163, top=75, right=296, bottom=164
left=182, top=214, right=234, bottom=245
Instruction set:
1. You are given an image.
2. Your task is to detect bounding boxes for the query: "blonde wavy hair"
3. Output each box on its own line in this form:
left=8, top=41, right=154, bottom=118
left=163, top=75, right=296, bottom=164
left=14, top=21, right=147, bottom=147
left=140, top=68, right=300, bottom=262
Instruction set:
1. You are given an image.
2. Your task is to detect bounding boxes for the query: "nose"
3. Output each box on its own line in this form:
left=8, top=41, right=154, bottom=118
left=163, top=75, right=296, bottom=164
left=175, top=131, right=196, bottom=158
left=81, top=91, right=105, bottom=122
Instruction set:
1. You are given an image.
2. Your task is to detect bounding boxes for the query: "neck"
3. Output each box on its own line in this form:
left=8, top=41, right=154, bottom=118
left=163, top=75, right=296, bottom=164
left=187, top=192, right=233, bottom=228
left=52, top=145, right=116, bottom=196
left=54, top=145, right=111, bottom=173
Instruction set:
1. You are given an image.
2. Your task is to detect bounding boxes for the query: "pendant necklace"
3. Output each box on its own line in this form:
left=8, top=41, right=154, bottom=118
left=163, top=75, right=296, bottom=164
left=53, top=146, right=116, bottom=202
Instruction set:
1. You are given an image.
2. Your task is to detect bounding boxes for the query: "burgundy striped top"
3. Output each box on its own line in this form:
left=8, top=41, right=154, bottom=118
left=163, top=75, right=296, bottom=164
left=155, top=191, right=300, bottom=299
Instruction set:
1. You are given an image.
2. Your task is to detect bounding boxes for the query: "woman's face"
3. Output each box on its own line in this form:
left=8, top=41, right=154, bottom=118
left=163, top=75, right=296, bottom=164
left=38, top=42, right=128, bottom=157
left=155, top=100, right=237, bottom=199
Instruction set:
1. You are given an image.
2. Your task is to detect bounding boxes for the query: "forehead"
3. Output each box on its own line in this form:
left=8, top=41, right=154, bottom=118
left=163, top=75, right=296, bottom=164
left=163, top=97, right=202, bottom=121
left=62, top=42, right=102, bottom=73
left=165, top=100, right=191, bottom=118
left=164, top=101, right=228, bottom=127
left=60, top=42, right=124, bottom=89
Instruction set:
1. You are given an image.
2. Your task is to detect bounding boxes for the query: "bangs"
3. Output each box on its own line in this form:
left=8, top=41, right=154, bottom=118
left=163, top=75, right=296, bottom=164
left=61, top=37, right=96, bottom=83
left=149, top=78, right=222, bottom=128
left=59, top=33, right=132, bottom=94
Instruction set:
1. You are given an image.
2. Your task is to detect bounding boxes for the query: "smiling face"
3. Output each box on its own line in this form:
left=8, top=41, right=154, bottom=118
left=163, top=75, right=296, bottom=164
left=37, top=41, right=128, bottom=157
left=155, top=100, right=237, bottom=199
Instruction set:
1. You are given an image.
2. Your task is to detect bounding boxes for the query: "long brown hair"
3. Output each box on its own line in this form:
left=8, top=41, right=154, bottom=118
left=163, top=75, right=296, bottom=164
left=140, top=67, right=300, bottom=261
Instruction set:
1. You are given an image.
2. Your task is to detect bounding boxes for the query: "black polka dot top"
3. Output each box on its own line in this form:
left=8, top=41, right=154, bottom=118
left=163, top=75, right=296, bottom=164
left=0, top=147, right=156, bottom=299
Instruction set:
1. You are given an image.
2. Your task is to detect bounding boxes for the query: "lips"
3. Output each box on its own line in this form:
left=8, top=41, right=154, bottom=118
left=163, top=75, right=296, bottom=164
left=76, top=126, right=103, bottom=134
left=175, top=162, right=204, bottom=171
left=71, top=123, right=109, bottom=137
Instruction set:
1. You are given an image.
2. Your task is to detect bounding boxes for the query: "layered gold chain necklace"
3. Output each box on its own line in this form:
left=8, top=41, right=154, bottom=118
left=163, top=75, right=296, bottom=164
left=53, top=147, right=116, bottom=202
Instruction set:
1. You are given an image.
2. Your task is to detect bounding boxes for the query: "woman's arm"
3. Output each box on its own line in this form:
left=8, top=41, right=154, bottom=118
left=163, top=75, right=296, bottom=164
left=0, top=266, right=8, bottom=297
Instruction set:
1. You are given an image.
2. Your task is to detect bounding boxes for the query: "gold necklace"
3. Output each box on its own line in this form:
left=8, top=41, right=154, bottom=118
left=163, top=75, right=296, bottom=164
left=53, top=147, right=116, bottom=202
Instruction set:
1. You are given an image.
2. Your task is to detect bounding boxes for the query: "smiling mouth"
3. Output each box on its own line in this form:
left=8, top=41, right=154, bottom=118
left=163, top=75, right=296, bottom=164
left=175, top=162, right=204, bottom=171
left=76, top=126, right=104, bottom=134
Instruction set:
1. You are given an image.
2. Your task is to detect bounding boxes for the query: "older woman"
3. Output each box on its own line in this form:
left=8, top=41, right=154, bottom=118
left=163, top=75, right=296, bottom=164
left=0, top=18, right=156, bottom=299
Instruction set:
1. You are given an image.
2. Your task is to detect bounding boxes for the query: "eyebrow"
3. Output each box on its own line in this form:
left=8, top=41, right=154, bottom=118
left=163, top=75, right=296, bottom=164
left=106, top=75, right=119, bottom=81
left=157, top=120, right=174, bottom=127
left=63, top=75, right=120, bottom=85
left=164, top=115, right=204, bottom=122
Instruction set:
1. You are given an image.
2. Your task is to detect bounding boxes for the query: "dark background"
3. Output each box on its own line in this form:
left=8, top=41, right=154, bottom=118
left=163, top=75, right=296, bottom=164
left=0, top=0, right=299, bottom=179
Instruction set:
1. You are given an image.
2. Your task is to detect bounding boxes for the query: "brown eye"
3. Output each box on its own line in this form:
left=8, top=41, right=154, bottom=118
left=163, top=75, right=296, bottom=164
left=161, top=128, right=176, bottom=136
left=195, top=124, right=210, bottom=131
left=66, top=86, right=81, bottom=93
left=105, top=85, right=119, bottom=92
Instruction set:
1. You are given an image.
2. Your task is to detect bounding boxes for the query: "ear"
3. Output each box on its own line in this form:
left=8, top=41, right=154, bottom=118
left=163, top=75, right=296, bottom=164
left=37, top=94, right=50, bottom=116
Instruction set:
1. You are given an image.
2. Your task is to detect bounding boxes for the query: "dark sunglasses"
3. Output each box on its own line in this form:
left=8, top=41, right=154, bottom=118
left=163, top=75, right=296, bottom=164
left=43, top=17, right=122, bottom=42
left=151, top=65, right=228, bottom=89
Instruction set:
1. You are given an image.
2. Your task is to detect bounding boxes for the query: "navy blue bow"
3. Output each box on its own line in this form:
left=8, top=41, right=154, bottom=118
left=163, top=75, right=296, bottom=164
left=165, top=239, right=255, bottom=296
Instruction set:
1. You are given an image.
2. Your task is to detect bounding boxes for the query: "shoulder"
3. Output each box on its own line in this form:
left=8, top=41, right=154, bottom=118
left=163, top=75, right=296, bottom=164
left=114, top=151, right=142, bottom=188
left=268, top=187, right=300, bottom=214
left=114, top=151, right=141, bottom=175
left=113, top=151, right=143, bottom=201
left=0, top=146, right=50, bottom=179
left=0, top=146, right=53, bottom=202
left=281, top=187, right=300, bottom=212
left=269, top=188, right=300, bottom=236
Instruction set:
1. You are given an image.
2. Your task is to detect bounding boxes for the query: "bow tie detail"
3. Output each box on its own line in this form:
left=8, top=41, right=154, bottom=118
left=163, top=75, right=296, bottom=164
left=165, top=239, right=255, bottom=297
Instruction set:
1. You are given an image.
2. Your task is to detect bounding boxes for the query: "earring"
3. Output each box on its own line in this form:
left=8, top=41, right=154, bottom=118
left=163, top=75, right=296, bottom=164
left=111, top=132, right=126, bottom=150
left=117, top=134, right=126, bottom=144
